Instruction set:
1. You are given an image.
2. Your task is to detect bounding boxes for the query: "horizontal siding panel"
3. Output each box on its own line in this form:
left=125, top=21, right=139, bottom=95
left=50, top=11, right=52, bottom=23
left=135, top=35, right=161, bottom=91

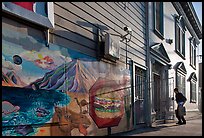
left=51, top=33, right=97, bottom=58
left=105, top=2, right=146, bottom=36
left=120, top=41, right=146, bottom=56
left=73, top=2, right=146, bottom=45
left=54, top=3, right=99, bottom=36
left=54, top=14, right=97, bottom=43
left=115, top=2, right=146, bottom=26
left=130, top=2, right=146, bottom=14
left=120, top=43, right=146, bottom=60
left=95, top=2, right=146, bottom=44
left=53, top=24, right=96, bottom=50
left=70, top=2, right=121, bottom=35
left=2, top=16, right=44, bottom=40
left=119, top=50, right=146, bottom=66
left=55, top=2, right=146, bottom=46
left=53, top=2, right=147, bottom=67
left=117, top=2, right=146, bottom=25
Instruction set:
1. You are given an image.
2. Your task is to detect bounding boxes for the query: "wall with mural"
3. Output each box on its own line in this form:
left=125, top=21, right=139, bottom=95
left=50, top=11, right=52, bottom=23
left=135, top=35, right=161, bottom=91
left=2, top=28, right=132, bottom=136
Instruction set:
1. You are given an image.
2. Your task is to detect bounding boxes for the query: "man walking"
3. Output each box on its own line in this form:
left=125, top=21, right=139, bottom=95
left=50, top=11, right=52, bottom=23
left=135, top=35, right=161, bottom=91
left=174, top=88, right=187, bottom=125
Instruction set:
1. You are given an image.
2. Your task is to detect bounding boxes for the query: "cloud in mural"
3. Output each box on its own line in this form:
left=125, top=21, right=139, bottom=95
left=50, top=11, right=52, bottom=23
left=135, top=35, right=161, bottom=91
left=2, top=55, right=22, bottom=72
left=20, top=48, right=71, bottom=70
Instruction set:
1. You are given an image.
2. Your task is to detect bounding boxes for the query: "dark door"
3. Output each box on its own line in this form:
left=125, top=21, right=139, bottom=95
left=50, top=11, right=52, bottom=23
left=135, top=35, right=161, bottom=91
left=153, top=74, right=161, bottom=119
left=134, top=67, right=145, bottom=124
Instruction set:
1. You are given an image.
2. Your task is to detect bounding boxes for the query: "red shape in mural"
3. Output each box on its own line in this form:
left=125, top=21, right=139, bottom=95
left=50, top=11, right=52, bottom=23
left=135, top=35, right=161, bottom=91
left=89, top=77, right=125, bottom=128
left=12, top=2, right=35, bottom=11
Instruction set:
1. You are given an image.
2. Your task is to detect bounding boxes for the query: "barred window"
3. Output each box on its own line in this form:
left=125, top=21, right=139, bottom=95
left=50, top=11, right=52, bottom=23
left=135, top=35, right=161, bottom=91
left=135, top=67, right=146, bottom=99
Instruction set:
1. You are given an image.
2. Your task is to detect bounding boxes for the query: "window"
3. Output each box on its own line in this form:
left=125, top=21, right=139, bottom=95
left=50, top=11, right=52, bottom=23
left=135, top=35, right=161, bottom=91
left=2, top=2, right=54, bottom=28
left=175, top=62, right=187, bottom=96
left=187, top=72, right=197, bottom=103
left=135, top=67, right=145, bottom=100
left=175, top=16, right=185, bottom=58
left=135, top=66, right=146, bottom=124
left=177, top=73, right=186, bottom=96
left=190, top=81, right=196, bottom=103
left=154, top=2, right=164, bottom=39
left=190, top=37, right=197, bottom=69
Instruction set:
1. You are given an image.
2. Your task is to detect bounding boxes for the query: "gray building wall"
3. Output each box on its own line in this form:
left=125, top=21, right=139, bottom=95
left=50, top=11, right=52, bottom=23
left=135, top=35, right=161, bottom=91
left=50, top=2, right=147, bottom=66
left=199, top=63, right=202, bottom=88
left=148, top=2, right=201, bottom=123
left=2, top=2, right=148, bottom=136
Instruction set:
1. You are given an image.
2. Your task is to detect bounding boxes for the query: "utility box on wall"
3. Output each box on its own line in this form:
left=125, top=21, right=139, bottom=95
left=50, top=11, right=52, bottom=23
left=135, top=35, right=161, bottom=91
left=104, top=33, right=120, bottom=60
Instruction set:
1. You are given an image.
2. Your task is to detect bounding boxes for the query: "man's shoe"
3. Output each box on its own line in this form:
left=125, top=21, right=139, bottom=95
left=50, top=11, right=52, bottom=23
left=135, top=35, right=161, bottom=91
left=182, top=121, right=186, bottom=125
left=176, top=122, right=182, bottom=125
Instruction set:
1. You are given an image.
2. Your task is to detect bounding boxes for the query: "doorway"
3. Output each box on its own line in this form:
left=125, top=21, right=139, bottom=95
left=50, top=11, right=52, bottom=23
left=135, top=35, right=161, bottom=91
left=153, top=74, right=161, bottom=120
left=134, top=66, right=146, bottom=125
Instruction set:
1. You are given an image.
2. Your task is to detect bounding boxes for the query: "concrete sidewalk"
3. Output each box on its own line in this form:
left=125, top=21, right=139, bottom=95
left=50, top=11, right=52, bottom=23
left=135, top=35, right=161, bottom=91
left=110, top=111, right=202, bottom=136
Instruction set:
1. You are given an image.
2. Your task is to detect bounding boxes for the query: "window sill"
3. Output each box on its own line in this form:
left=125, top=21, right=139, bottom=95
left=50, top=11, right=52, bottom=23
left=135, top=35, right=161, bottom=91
left=190, top=100, right=196, bottom=103
left=154, top=29, right=164, bottom=40
left=175, top=50, right=186, bottom=60
left=190, top=64, right=196, bottom=70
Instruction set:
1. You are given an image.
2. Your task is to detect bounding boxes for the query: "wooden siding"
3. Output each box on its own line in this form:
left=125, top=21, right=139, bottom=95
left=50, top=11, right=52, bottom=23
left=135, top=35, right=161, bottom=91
left=2, top=16, right=45, bottom=41
left=52, top=2, right=147, bottom=66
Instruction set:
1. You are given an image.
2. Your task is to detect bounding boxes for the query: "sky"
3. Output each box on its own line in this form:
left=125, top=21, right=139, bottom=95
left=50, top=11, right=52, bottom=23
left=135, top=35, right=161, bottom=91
left=192, top=2, right=202, bottom=62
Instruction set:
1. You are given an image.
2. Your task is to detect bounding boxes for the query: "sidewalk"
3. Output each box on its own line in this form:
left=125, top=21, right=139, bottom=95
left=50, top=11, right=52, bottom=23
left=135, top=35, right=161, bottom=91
left=110, top=111, right=202, bottom=136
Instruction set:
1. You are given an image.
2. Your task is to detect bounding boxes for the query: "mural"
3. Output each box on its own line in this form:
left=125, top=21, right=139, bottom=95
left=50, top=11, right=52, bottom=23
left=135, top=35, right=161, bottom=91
left=2, top=87, right=70, bottom=136
left=4, top=2, right=48, bottom=17
left=89, top=77, right=128, bottom=128
left=2, top=28, right=131, bottom=136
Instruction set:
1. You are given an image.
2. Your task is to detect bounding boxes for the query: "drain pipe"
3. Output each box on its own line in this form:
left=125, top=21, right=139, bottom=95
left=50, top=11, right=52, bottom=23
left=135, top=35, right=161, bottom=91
left=145, top=2, right=151, bottom=127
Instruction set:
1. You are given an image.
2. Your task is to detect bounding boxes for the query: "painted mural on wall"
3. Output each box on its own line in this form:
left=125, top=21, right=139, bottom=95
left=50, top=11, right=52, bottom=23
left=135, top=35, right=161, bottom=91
left=2, top=28, right=131, bottom=136
left=89, top=77, right=128, bottom=128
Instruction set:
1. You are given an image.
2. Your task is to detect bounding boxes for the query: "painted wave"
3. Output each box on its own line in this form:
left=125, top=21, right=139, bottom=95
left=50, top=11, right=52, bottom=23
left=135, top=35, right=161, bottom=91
left=2, top=86, right=71, bottom=136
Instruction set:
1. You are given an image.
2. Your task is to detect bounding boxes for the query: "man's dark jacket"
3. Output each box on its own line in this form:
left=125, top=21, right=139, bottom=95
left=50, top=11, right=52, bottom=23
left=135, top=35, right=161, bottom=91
left=175, top=92, right=187, bottom=103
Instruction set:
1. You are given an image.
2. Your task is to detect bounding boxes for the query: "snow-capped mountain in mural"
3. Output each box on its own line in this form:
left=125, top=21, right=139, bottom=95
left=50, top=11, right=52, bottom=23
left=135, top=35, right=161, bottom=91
left=26, top=59, right=97, bottom=93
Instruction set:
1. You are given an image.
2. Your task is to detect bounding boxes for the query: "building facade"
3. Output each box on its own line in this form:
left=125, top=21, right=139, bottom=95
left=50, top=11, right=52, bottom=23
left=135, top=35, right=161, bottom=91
left=2, top=2, right=202, bottom=136
left=2, top=2, right=148, bottom=136
left=147, top=2, right=202, bottom=124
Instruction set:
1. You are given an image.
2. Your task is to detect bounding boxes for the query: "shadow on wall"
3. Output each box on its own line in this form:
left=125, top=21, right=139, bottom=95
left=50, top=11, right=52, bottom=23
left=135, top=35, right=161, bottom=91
left=51, top=21, right=109, bottom=60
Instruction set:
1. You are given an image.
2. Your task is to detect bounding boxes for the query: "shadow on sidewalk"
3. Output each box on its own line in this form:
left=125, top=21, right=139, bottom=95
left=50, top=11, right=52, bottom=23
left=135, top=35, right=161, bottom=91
left=110, top=123, right=181, bottom=136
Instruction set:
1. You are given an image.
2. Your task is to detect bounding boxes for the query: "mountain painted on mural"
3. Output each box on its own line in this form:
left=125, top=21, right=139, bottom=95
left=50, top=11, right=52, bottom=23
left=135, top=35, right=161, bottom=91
left=2, top=71, right=27, bottom=87
left=26, top=60, right=97, bottom=93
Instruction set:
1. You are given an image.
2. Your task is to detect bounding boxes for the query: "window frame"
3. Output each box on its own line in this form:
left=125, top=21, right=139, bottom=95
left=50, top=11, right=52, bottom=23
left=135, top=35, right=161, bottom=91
left=2, top=2, right=54, bottom=29
left=190, top=80, right=197, bottom=103
left=135, top=67, right=146, bottom=100
left=176, top=71, right=186, bottom=96
left=189, top=37, right=197, bottom=69
left=187, top=72, right=197, bottom=103
left=175, top=62, right=187, bottom=97
left=175, top=16, right=186, bottom=59
left=153, top=2, right=164, bottom=40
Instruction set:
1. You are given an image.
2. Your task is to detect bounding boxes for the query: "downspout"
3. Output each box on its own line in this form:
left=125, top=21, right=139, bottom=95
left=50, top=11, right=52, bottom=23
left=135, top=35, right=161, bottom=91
left=145, top=2, right=151, bottom=126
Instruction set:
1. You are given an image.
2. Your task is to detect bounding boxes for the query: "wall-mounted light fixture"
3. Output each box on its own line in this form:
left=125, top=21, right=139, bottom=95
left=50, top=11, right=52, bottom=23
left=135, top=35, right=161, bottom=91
left=175, top=14, right=182, bottom=22
left=105, top=26, right=133, bottom=68
left=166, top=38, right=173, bottom=45
left=120, top=26, right=132, bottom=42
left=108, top=26, right=133, bottom=42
